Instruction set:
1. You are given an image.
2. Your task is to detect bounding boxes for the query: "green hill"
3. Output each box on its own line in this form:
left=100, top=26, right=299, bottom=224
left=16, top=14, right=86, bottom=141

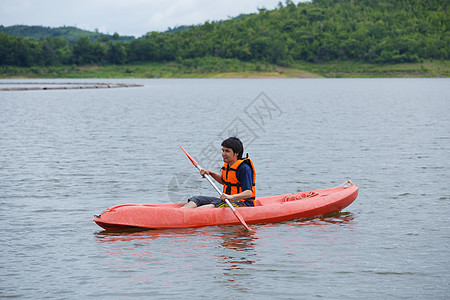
left=0, top=0, right=448, bottom=71
left=147, top=0, right=448, bottom=65
left=0, top=25, right=135, bottom=44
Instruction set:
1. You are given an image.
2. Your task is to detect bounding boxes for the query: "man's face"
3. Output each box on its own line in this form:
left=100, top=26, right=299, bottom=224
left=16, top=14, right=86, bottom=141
left=222, top=146, right=238, bottom=164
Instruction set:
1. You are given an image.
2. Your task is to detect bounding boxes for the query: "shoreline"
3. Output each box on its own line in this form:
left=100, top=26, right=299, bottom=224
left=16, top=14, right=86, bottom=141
left=1, top=60, right=448, bottom=79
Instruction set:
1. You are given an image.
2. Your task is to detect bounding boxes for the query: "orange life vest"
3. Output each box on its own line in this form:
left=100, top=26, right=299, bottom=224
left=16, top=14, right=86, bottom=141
left=221, top=158, right=256, bottom=203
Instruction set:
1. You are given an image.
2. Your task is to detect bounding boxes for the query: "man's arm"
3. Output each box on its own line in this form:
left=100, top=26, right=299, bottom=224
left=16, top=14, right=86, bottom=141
left=220, top=189, right=252, bottom=201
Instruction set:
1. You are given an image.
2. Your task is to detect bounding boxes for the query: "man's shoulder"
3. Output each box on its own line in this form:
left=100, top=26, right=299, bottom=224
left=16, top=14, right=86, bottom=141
left=236, top=161, right=253, bottom=176
left=237, top=161, right=252, bottom=170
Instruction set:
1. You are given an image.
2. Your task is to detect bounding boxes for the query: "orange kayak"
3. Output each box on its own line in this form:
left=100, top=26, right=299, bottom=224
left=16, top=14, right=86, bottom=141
left=93, top=182, right=358, bottom=230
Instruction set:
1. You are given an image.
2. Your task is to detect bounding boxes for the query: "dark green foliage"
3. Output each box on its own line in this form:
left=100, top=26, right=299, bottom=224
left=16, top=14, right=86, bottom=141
left=0, top=0, right=448, bottom=67
left=72, top=37, right=105, bottom=65
left=0, top=25, right=135, bottom=44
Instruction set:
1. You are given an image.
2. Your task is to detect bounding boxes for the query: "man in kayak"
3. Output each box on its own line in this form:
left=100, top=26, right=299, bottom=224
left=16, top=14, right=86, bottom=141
left=182, top=137, right=256, bottom=208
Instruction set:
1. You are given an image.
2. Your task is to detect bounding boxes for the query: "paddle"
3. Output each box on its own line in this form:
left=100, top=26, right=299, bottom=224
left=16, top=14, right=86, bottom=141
left=179, top=145, right=252, bottom=231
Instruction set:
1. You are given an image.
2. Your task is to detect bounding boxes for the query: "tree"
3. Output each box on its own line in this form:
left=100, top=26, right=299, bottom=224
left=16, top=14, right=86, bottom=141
left=107, top=42, right=126, bottom=64
left=72, top=37, right=105, bottom=65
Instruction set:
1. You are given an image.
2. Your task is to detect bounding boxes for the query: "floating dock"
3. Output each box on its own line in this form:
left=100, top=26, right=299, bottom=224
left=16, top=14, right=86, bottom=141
left=0, top=82, right=143, bottom=91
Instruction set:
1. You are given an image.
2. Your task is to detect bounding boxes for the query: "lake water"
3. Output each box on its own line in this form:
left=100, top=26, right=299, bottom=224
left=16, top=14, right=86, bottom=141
left=1, top=78, right=449, bottom=299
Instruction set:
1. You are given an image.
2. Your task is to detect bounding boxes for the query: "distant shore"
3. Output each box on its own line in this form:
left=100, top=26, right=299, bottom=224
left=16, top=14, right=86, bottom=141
left=1, top=60, right=448, bottom=79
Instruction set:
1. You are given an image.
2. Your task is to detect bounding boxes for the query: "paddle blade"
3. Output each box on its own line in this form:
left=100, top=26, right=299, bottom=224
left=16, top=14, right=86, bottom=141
left=179, top=145, right=198, bottom=166
left=225, top=199, right=251, bottom=230
left=232, top=209, right=252, bottom=231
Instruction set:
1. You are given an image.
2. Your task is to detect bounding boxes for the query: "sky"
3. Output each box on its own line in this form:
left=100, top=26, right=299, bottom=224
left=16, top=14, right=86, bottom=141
left=0, top=0, right=306, bottom=37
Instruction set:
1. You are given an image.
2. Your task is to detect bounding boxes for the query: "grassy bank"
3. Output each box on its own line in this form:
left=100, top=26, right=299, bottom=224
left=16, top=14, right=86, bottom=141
left=289, top=60, right=450, bottom=78
left=1, top=58, right=449, bottom=79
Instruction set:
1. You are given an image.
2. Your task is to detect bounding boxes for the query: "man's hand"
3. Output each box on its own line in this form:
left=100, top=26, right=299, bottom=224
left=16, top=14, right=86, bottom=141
left=220, top=193, right=233, bottom=201
left=200, top=169, right=223, bottom=184
left=200, top=168, right=211, bottom=178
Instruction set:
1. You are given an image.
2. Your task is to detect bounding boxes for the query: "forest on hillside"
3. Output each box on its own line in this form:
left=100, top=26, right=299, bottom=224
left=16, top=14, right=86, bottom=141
left=0, top=25, right=135, bottom=44
left=0, top=0, right=448, bottom=67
